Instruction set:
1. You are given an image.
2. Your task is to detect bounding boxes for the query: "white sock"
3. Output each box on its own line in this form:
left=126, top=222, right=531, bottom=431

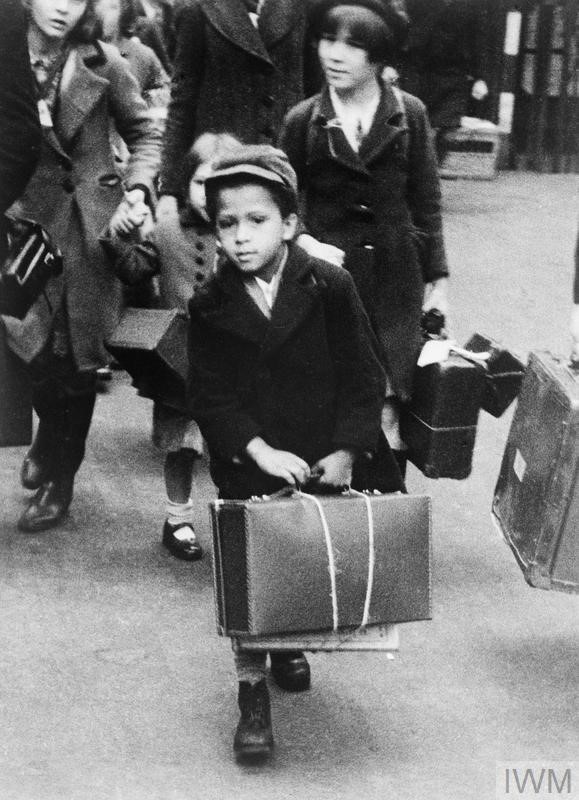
left=166, top=498, right=194, bottom=528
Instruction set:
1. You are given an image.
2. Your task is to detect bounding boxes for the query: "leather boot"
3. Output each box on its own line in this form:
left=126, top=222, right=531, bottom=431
left=270, top=651, right=311, bottom=692
left=20, top=386, right=66, bottom=490
left=17, top=478, right=74, bottom=532
left=233, top=680, right=274, bottom=760
left=17, top=392, right=95, bottom=533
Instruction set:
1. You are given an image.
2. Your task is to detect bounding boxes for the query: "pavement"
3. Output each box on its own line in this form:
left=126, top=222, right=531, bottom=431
left=0, top=172, right=577, bottom=800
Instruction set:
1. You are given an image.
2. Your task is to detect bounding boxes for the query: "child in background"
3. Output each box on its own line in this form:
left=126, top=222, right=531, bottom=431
left=279, top=0, right=450, bottom=479
left=188, top=144, right=404, bottom=759
left=103, top=132, right=240, bottom=560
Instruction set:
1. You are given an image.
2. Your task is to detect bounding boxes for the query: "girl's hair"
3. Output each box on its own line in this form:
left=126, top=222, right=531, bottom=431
left=181, top=132, right=242, bottom=200
left=25, top=0, right=100, bottom=44
left=315, top=2, right=407, bottom=65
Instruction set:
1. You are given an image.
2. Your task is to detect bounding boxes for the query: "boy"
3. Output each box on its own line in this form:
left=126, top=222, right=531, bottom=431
left=188, top=144, right=404, bottom=759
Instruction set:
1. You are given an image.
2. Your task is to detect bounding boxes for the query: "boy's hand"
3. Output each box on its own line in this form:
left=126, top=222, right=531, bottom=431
left=310, top=449, right=356, bottom=490
left=297, top=234, right=344, bottom=267
left=246, top=437, right=310, bottom=487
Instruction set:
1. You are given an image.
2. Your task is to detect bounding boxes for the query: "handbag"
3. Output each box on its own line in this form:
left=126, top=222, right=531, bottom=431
left=0, top=216, right=63, bottom=319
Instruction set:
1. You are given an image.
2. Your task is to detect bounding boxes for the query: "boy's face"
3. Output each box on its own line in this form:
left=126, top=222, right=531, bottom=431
left=214, top=183, right=297, bottom=282
left=318, top=26, right=378, bottom=93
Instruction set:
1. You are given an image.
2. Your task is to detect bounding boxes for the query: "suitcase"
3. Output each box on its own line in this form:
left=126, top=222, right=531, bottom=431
left=492, top=351, right=579, bottom=593
left=105, top=308, right=189, bottom=411
left=400, top=352, right=485, bottom=479
left=465, top=333, right=525, bottom=417
left=0, top=322, right=32, bottom=447
left=211, top=490, right=432, bottom=637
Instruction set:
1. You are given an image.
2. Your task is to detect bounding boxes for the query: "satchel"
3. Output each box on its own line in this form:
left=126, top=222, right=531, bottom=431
left=0, top=216, right=63, bottom=319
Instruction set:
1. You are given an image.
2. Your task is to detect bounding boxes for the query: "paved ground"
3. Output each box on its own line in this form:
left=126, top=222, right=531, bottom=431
left=0, top=173, right=577, bottom=800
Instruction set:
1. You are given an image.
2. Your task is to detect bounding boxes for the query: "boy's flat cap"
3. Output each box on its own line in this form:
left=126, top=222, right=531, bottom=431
left=206, top=144, right=298, bottom=199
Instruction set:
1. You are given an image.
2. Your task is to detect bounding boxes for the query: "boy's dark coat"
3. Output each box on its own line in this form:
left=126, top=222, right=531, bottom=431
left=279, top=84, right=448, bottom=401
left=188, top=244, right=391, bottom=498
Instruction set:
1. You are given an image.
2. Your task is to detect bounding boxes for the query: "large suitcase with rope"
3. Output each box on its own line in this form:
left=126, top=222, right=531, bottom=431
left=210, top=490, right=432, bottom=639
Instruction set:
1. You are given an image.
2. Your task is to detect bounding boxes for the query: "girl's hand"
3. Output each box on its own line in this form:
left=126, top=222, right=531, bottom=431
left=246, top=438, right=311, bottom=487
left=297, top=234, right=344, bottom=268
left=310, top=449, right=355, bottom=490
left=109, top=189, right=147, bottom=235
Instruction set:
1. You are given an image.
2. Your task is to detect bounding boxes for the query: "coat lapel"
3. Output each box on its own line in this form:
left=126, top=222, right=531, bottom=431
left=262, top=246, right=322, bottom=357
left=201, top=0, right=272, bottom=65
left=359, top=85, right=408, bottom=165
left=308, top=85, right=408, bottom=173
left=54, top=45, right=109, bottom=146
left=201, top=262, right=270, bottom=346
left=309, top=88, right=368, bottom=174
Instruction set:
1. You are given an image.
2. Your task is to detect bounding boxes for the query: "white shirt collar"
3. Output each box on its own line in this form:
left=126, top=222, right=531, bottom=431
left=329, top=86, right=381, bottom=152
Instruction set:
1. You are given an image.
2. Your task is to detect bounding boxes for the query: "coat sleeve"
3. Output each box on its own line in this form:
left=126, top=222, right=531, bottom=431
left=103, top=48, right=162, bottom=201
left=404, top=93, right=449, bottom=282
left=159, top=0, right=206, bottom=198
left=0, top=0, right=41, bottom=215
left=187, top=300, right=263, bottom=460
left=321, top=266, right=386, bottom=453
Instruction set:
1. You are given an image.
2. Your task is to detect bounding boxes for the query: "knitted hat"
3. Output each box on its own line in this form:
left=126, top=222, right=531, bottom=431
left=205, top=144, right=298, bottom=201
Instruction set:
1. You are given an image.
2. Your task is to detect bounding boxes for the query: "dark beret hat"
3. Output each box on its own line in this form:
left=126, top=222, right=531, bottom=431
left=309, top=0, right=409, bottom=47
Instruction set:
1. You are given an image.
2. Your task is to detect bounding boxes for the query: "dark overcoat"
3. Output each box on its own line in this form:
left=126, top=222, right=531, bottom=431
left=279, top=84, right=448, bottom=401
left=187, top=244, right=398, bottom=499
left=160, top=0, right=315, bottom=198
left=3, top=42, right=161, bottom=370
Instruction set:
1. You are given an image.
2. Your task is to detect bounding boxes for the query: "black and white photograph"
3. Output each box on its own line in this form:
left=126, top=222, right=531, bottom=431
left=0, top=0, right=577, bottom=798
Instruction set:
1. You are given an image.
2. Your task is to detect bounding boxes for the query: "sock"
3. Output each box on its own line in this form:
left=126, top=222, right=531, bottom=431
left=166, top=498, right=194, bottom=528
left=233, top=645, right=268, bottom=685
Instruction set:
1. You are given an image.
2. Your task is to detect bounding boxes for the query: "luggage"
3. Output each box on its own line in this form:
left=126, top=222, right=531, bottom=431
left=492, top=351, right=579, bottom=593
left=0, top=216, right=63, bottom=319
left=210, top=490, right=432, bottom=638
left=105, top=308, right=189, bottom=411
left=0, top=322, right=32, bottom=447
left=465, top=333, right=525, bottom=417
left=400, top=352, right=485, bottom=479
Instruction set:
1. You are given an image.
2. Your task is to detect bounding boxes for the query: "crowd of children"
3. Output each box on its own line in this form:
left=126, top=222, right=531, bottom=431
left=10, top=0, right=450, bottom=762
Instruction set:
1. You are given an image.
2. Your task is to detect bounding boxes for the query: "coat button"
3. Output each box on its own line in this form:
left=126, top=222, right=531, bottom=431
left=195, top=272, right=205, bottom=282
left=196, top=240, right=204, bottom=251
left=62, top=177, right=75, bottom=193
left=262, top=95, right=275, bottom=108
left=195, top=257, right=204, bottom=266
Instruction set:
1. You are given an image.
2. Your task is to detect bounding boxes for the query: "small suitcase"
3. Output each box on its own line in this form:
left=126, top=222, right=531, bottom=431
left=400, top=352, right=485, bottom=479
left=492, top=351, right=579, bottom=593
left=465, top=333, right=525, bottom=417
left=0, top=323, right=32, bottom=447
left=105, top=308, right=189, bottom=411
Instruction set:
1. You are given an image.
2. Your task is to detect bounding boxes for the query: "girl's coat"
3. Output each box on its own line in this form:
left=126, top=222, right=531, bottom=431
left=279, top=83, right=448, bottom=400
